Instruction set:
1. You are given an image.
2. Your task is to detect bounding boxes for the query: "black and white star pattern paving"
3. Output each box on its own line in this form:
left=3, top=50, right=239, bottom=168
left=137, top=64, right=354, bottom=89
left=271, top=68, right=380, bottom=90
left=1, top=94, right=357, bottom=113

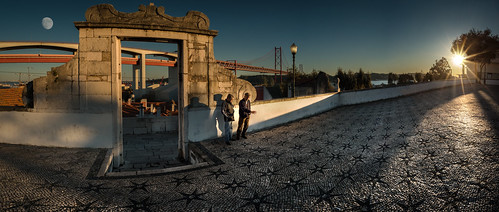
left=1, top=84, right=498, bottom=211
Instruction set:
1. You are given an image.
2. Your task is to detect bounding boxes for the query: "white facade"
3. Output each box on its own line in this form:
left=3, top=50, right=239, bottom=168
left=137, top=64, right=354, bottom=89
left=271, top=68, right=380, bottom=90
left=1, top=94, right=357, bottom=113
left=465, top=53, right=499, bottom=85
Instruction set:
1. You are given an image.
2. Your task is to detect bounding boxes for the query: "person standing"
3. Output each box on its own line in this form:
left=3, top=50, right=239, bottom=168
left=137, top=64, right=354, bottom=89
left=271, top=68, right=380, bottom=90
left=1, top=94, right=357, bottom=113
left=237, top=92, right=256, bottom=140
left=221, top=94, right=235, bottom=144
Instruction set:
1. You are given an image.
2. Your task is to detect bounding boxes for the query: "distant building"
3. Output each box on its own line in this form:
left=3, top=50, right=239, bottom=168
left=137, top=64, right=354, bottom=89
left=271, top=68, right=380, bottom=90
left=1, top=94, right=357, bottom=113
left=255, top=86, right=273, bottom=100
left=0, top=83, right=12, bottom=89
left=466, top=51, right=499, bottom=85
left=0, top=87, right=24, bottom=109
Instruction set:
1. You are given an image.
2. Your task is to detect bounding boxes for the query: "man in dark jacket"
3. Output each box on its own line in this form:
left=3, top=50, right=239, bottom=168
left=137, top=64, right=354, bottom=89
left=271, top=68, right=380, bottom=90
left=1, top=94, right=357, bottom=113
left=221, top=94, right=235, bottom=144
left=237, top=92, right=256, bottom=139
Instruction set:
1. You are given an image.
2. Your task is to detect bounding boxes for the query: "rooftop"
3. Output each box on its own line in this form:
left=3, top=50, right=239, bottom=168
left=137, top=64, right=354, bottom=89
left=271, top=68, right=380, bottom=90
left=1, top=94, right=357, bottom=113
left=0, top=87, right=23, bottom=107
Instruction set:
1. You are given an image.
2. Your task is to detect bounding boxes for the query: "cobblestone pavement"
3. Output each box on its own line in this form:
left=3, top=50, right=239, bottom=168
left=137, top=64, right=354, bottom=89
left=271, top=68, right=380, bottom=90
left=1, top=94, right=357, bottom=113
left=1, top=84, right=498, bottom=211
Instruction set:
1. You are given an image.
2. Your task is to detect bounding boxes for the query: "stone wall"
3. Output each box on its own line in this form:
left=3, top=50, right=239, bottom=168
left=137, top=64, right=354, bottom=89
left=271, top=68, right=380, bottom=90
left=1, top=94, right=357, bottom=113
left=33, top=55, right=80, bottom=111
left=186, top=34, right=256, bottom=108
left=123, top=116, right=178, bottom=135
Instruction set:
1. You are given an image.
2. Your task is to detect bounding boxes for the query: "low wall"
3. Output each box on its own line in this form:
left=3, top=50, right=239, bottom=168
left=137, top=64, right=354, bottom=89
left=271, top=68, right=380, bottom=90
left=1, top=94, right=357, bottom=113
left=188, top=79, right=474, bottom=142
left=339, top=79, right=472, bottom=105
left=188, top=107, right=224, bottom=142
left=483, top=79, right=499, bottom=85
left=0, top=79, right=475, bottom=146
left=0, top=111, right=113, bottom=148
left=250, top=94, right=340, bottom=132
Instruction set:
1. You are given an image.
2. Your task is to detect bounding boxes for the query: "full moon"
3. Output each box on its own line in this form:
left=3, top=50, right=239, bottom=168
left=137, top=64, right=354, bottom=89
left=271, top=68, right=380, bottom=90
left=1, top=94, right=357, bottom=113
left=42, top=17, right=53, bottom=30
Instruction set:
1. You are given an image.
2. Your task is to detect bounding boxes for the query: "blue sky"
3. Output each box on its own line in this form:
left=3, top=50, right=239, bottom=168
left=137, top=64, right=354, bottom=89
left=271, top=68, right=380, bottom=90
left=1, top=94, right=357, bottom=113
left=1, top=0, right=498, bottom=81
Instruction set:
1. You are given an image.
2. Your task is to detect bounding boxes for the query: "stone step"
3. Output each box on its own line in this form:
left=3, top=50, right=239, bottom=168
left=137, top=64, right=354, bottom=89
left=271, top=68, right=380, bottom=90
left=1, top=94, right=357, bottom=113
left=124, top=146, right=177, bottom=154
left=124, top=150, right=155, bottom=157
left=124, top=139, right=177, bottom=145
left=120, top=159, right=181, bottom=170
left=125, top=151, right=177, bottom=162
left=125, top=156, right=161, bottom=164
left=123, top=145, right=177, bottom=152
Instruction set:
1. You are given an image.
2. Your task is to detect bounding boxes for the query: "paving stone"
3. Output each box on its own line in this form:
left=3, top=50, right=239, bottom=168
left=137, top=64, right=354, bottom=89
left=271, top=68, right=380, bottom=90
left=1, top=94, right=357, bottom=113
left=0, top=84, right=498, bottom=211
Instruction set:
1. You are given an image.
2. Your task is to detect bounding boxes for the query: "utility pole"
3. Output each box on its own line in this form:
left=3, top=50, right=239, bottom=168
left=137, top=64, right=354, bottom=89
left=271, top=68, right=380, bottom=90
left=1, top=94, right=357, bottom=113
left=16, top=73, right=22, bottom=84
left=275, top=47, right=282, bottom=83
left=27, top=67, right=32, bottom=82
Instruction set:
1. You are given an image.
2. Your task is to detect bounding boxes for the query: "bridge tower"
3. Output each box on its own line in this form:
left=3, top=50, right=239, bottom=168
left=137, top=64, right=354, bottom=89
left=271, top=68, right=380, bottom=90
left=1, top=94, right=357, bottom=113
left=275, top=47, right=282, bottom=83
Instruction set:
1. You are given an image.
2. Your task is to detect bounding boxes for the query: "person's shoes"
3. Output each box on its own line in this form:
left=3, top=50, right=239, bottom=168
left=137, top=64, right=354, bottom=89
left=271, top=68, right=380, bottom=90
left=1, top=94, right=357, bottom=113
left=242, top=135, right=248, bottom=139
left=230, top=138, right=236, bottom=141
left=225, top=141, right=231, bottom=145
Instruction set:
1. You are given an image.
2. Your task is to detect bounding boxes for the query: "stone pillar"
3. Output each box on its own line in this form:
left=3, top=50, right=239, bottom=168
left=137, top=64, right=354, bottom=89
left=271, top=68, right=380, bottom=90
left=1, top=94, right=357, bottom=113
left=178, top=40, right=189, bottom=161
left=132, top=55, right=140, bottom=91
left=78, top=28, right=113, bottom=113
left=111, top=35, right=123, bottom=167
left=77, top=27, right=122, bottom=167
left=140, top=53, right=146, bottom=89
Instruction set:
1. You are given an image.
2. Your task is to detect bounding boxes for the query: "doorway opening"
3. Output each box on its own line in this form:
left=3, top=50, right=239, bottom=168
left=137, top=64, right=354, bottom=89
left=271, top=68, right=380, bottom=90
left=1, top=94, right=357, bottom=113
left=118, top=38, right=183, bottom=171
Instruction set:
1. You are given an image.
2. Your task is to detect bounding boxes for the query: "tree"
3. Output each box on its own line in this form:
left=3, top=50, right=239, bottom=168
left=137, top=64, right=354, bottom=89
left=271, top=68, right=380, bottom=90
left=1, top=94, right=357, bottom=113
left=337, top=68, right=353, bottom=90
left=336, top=68, right=372, bottom=91
left=388, top=72, right=398, bottom=85
left=337, top=68, right=346, bottom=90
left=311, top=69, right=319, bottom=78
left=423, top=72, right=433, bottom=82
left=451, top=29, right=499, bottom=81
left=397, top=74, right=414, bottom=85
left=429, top=57, right=452, bottom=80
left=355, top=68, right=372, bottom=90
left=415, top=72, right=423, bottom=83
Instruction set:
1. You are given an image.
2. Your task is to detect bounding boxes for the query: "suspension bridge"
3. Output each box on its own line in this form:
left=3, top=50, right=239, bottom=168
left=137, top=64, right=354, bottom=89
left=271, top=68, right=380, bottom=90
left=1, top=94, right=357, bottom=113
left=0, top=42, right=289, bottom=81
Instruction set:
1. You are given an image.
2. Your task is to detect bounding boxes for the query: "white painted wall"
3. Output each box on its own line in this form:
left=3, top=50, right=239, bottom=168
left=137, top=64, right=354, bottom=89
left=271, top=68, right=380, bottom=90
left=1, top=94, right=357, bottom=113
left=485, top=80, right=499, bottom=85
left=0, top=79, right=475, bottom=146
left=188, top=107, right=224, bottom=141
left=339, top=79, right=473, bottom=105
left=187, top=94, right=341, bottom=141
left=0, top=112, right=113, bottom=148
left=187, top=79, right=474, bottom=142
left=250, top=94, right=340, bottom=132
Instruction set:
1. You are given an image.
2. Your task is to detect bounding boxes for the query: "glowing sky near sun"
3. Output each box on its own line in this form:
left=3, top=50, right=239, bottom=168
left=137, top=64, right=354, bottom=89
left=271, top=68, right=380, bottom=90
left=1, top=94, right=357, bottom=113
left=0, top=0, right=498, bottom=81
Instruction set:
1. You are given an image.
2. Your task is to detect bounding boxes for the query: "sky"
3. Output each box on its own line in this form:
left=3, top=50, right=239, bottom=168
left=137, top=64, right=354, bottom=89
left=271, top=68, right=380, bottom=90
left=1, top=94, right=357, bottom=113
left=0, top=0, right=498, bottom=81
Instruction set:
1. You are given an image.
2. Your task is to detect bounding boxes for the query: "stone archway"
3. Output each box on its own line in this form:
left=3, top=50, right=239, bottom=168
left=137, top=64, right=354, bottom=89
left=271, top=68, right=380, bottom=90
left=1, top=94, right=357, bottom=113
left=61, top=3, right=255, bottom=167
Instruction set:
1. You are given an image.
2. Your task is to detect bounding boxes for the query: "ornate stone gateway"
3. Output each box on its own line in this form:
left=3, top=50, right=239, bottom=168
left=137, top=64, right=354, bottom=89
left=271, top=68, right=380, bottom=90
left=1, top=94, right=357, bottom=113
left=33, top=3, right=255, bottom=168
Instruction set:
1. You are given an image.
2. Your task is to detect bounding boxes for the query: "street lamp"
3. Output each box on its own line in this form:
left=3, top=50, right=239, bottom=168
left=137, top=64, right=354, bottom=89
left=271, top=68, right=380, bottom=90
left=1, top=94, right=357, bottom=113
left=290, top=43, right=297, bottom=97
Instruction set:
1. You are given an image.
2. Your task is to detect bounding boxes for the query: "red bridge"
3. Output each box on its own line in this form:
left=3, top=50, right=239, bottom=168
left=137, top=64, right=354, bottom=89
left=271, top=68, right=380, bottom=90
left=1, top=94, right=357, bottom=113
left=0, top=42, right=287, bottom=75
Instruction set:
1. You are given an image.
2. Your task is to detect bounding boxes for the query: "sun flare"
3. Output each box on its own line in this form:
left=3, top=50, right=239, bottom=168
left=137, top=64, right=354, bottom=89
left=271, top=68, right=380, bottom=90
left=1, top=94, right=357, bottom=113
left=453, top=54, right=465, bottom=66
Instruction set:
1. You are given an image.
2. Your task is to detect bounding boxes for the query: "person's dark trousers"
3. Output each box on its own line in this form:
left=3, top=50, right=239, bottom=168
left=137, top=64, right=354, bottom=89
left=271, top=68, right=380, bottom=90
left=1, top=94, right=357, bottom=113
left=237, top=116, right=250, bottom=139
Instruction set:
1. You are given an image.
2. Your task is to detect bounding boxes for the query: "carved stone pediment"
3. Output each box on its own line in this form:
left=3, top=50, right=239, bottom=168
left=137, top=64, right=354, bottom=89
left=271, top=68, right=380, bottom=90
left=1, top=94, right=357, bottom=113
left=75, top=3, right=217, bottom=36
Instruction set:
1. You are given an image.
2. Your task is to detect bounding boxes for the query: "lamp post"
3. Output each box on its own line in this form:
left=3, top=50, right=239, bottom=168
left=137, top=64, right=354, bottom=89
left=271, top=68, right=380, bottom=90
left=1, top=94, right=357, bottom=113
left=290, top=43, right=297, bottom=97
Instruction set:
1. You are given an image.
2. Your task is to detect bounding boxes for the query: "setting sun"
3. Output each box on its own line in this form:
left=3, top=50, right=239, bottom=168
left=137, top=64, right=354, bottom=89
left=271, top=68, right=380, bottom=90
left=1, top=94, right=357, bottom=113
left=453, top=54, right=465, bottom=65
